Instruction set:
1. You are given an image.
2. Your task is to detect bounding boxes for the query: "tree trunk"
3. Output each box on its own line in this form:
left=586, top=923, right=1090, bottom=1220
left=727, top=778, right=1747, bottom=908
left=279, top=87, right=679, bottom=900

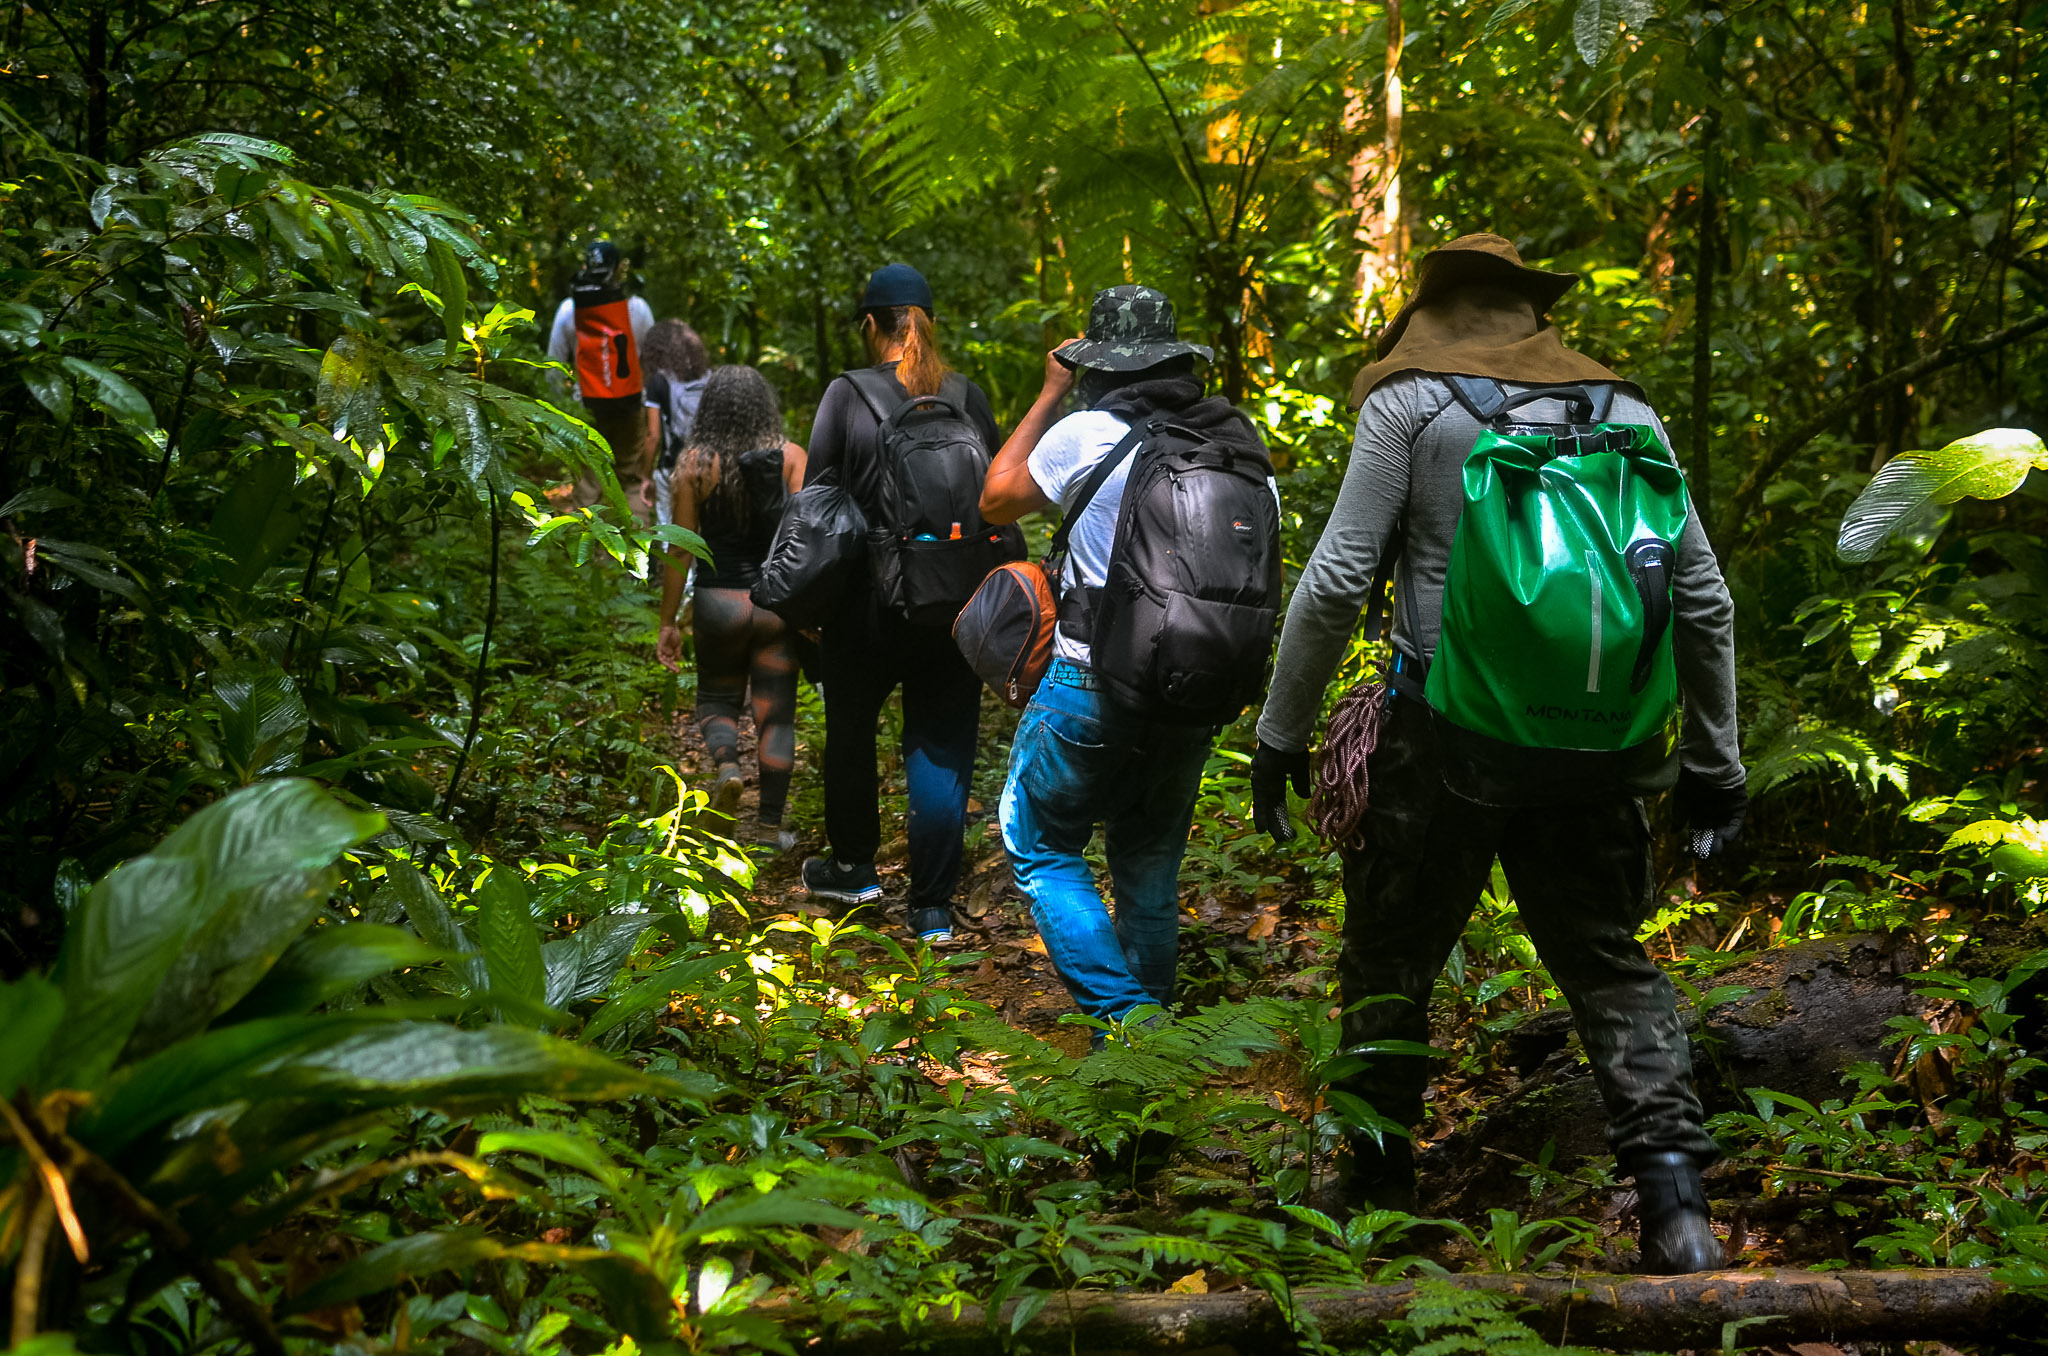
left=824, top=1269, right=2043, bottom=1354
left=1690, top=111, right=1718, bottom=536
left=1348, top=0, right=1405, bottom=329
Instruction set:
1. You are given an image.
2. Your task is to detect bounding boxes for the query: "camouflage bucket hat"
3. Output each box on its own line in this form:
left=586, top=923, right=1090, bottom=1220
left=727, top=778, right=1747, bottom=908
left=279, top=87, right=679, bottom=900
left=1054, top=285, right=1214, bottom=372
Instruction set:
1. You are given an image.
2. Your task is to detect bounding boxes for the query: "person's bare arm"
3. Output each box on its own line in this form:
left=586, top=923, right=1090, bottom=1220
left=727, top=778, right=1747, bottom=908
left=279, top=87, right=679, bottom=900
left=781, top=441, right=807, bottom=493
left=980, top=342, right=1078, bottom=525
left=656, top=464, right=703, bottom=671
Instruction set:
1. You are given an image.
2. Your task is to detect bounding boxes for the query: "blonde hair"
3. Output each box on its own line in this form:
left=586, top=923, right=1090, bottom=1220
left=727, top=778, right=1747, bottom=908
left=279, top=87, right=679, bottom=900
left=866, top=305, right=948, bottom=397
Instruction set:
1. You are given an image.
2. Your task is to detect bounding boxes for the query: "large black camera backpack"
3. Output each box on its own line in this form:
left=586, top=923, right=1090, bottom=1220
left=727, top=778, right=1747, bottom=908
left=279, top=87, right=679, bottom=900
left=845, top=369, right=1025, bottom=626
left=1079, top=409, right=1283, bottom=726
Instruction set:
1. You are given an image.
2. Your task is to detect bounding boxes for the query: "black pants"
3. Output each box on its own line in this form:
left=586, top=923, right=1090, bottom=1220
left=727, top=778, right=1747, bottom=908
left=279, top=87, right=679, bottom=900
left=820, top=589, right=982, bottom=908
left=1339, top=696, right=1716, bottom=1164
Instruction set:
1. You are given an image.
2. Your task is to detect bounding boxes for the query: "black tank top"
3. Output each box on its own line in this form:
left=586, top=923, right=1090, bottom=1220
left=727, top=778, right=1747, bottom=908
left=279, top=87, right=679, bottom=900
left=694, top=447, right=789, bottom=590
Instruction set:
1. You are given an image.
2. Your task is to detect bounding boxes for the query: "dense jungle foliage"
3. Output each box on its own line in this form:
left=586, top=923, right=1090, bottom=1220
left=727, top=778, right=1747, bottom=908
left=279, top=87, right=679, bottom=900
left=3, top=0, right=2048, bottom=1351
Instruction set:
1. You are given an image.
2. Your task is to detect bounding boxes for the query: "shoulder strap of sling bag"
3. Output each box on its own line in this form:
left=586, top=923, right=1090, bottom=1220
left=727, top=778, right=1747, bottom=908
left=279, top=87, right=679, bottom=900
left=1046, top=418, right=1158, bottom=639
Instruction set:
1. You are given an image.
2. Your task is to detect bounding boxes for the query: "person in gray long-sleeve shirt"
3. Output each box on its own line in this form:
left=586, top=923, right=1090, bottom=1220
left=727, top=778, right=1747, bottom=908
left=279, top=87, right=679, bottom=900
left=1247, top=234, right=1747, bottom=1275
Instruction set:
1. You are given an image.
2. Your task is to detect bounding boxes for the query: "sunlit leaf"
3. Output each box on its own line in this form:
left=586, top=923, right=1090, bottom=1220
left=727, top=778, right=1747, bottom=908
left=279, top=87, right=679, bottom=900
left=1837, top=428, right=2048, bottom=562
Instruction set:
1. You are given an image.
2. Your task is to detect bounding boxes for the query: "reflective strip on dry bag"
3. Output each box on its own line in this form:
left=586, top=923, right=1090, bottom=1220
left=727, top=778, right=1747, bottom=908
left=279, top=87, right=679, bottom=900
left=573, top=296, right=640, bottom=401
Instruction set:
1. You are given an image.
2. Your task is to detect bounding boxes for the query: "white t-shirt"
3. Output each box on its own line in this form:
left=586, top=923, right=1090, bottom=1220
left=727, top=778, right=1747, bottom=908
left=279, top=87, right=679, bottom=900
left=1027, top=409, right=1138, bottom=665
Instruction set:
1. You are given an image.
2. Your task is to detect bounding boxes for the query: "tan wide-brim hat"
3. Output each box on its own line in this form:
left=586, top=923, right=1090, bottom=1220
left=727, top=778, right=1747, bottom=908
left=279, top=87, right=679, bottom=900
left=1374, top=233, right=1580, bottom=357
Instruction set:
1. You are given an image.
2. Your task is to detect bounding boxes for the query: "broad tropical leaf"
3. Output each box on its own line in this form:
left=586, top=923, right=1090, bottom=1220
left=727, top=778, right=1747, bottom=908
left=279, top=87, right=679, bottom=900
left=223, top=923, right=449, bottom=1021
left=209, top=662, right=310, bottom=783
left=1837, top=428, right=2048, bottom=562
left=40, top=780, right=383, bottom=1090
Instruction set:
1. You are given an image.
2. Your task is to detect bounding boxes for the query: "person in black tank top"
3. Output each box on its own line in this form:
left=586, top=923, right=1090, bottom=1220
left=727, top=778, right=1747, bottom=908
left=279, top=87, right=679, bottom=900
left=655, top=366, right=807, bottom=847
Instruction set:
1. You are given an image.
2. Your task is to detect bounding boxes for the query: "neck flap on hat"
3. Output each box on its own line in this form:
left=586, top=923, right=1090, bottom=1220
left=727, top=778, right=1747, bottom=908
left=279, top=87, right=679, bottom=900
left=1347, top=290, right=1628, bottom=411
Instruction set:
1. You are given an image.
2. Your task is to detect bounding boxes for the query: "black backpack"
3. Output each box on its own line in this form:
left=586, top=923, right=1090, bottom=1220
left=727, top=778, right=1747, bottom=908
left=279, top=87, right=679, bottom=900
left=844, top=368, right=1025, bottom=626
left=1075, top=408, right=1283, bottom=726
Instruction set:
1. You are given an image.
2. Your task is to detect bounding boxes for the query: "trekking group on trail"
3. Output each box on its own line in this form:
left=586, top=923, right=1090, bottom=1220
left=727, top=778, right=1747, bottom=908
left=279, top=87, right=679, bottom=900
left=551, top=236, right=1750, bottom=1274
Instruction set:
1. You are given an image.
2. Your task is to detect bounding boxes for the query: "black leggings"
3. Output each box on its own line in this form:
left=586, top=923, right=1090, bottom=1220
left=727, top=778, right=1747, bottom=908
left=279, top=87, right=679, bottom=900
left=694, top=586, right=798, bottom=823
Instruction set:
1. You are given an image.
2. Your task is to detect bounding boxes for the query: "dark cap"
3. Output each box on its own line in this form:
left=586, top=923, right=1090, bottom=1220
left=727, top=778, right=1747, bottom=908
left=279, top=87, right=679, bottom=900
left=580, top=239, right=621, bottom=276
left=1054, top=285, right=1214, bottom=372
left=859, top=263, right=935, bottom=315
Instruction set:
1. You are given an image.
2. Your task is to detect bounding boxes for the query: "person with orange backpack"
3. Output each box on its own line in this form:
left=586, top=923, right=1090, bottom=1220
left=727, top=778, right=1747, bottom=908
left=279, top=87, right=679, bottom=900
left=547, top=240, right=656, bottom=516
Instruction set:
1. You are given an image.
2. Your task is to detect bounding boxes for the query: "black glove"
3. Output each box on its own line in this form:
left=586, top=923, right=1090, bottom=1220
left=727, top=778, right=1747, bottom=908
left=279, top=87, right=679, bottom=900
left=1251, top=741, right=1312, bottom=844
left=1674, top=767, right=1747, bottom=859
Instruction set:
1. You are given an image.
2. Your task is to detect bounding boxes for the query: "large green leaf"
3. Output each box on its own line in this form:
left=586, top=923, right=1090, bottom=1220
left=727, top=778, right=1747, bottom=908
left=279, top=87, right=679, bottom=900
left=476, top=868, right=546, bottom=1015
left=222, top=923, right=448, bottom=1021
left=280, top=1229, right=510, bottom=1315
left=317, top=333, right=384, bottom=448
left=0, top=976, right=64, bottom=1098
left=1837, top=428, right=2048, bottom=562
left=84, top=1019, right=669, bottom=1157
left=427, top=236, right=468, bottom=358
left=542, top=912, right=654, bottom=1008
left=40, top=781, right=383, bottom=1091
left=210, top=662, right=310, bottom=783
left=206, top=451, right=302, bottom=594
left=252, top=1022, right=675, bottom=1104
left=122, top=869, right=332, bottom=1063
left=386, top=862, right=485, bottom=990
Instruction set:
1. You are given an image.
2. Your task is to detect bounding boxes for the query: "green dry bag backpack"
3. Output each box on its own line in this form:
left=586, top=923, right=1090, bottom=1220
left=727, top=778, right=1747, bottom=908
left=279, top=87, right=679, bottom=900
left=1422, top=379, right=1692, bottom=800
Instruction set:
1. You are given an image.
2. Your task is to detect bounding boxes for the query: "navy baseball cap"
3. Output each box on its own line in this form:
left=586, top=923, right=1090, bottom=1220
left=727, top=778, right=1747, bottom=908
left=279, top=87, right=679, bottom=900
left=582, top=240, right=621, bottom=273
left=859, top=263, right=935, bottom=315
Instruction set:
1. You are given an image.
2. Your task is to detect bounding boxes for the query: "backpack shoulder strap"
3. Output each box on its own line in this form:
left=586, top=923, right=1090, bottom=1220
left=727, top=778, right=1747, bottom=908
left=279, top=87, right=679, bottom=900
left=1446, top=374, right=1507, bottom=423
left=841, top=367, right=900, bottom=425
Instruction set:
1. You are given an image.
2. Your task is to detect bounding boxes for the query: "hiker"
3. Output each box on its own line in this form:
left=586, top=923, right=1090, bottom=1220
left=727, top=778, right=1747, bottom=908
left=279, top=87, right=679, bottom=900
left=654, top=365, right=806, bottom=852
left=546, top=240, right=656, bottom=516
left=1248, top=234, right=1746, bottom=1273
left=799, top=263, right=1019, bottom=942
left=640, top=320, right=712, bottom=527
left=980, top=285, right=1282, bottom=1034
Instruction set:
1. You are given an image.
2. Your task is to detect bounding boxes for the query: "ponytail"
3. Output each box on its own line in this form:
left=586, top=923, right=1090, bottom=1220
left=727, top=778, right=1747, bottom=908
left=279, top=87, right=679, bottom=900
left=866, top=305, right=948, bottom=396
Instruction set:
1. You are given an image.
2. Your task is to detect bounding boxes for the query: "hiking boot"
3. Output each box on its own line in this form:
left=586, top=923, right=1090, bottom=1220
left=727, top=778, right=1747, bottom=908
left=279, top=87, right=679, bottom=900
left=802, top=855, right=883, bottom=906
left=908, top=904, right=954, bottom=944
left=1630, top=1150, right=1723, bottom=1274
left=709, top=763, right=744, bottom=821
left=1341, top=1135, right=1419, bottom=1215
left=751, top=823, right=798, bottom=853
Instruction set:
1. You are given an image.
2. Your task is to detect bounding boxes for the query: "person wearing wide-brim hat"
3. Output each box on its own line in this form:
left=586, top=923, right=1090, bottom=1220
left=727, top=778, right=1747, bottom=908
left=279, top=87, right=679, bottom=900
left=1246, top=233, right=1747, bottom=1270
left=979, top=283, right=1269, bottom=1041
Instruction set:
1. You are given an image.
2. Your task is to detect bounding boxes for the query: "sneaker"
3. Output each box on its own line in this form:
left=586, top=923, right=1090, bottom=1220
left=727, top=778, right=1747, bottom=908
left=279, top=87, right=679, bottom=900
left=908, top=905, right=954, bottom=944
left=709, top=763, right=744, bottom=820
left=801, top=855, right=883, bottom=905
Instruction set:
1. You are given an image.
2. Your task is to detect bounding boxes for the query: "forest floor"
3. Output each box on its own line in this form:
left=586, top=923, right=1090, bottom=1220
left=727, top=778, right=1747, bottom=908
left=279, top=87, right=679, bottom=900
left=641, top=691, right=1852, bottom=1279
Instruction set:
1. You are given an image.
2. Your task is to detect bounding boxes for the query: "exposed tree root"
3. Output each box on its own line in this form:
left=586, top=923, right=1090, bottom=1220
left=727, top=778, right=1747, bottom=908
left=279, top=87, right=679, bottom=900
left=836, top=1268, right=2044, bottom=1353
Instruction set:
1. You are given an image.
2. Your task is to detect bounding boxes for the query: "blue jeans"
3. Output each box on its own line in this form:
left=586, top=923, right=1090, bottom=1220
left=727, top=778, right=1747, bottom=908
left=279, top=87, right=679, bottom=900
left=1000, top=659, right=1213, bottom=1022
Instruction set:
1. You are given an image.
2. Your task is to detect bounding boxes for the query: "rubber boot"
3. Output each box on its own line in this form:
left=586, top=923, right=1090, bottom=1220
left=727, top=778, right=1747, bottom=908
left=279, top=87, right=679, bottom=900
left=1631, top=1151, right=1722, bottom=1274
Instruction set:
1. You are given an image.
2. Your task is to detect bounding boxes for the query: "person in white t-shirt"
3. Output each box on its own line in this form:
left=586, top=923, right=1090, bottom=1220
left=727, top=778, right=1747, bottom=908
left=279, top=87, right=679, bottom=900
left=979, top=284, right=1254, bottom=1040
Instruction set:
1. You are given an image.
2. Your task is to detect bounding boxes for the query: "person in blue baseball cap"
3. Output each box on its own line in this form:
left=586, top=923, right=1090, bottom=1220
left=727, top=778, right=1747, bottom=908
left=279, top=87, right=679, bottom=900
left=798, top=264, right=1007, bottom=945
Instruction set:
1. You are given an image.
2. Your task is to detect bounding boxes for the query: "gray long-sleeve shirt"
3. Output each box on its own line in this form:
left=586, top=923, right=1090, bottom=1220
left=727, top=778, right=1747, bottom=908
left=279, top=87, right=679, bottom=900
left=1255, top=372, right=1743, bottom=788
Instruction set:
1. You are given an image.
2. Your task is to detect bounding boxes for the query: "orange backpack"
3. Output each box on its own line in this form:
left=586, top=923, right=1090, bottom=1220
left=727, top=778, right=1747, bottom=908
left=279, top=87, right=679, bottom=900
left=572, top=287, right=640, bottom=402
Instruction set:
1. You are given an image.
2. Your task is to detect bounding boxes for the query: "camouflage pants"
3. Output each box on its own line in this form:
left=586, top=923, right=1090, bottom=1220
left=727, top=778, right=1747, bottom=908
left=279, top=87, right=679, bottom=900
left=1336, top=696, right=1717, bottom=1164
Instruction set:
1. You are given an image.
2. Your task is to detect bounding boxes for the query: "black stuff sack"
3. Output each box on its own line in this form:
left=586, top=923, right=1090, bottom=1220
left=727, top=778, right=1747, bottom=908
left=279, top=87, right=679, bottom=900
left=751, top=481, right=867, bottom=630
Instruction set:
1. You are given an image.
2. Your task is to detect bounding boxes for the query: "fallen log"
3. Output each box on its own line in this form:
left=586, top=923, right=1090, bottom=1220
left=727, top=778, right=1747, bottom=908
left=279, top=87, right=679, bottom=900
left=828, top=1268, right=2043, bottom=1353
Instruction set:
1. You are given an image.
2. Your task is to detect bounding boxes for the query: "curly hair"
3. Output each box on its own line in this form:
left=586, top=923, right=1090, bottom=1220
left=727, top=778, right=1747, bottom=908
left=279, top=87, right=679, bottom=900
left=641, top=319, right=709, bottom=382
left=677, top=365, right=785, bottom=534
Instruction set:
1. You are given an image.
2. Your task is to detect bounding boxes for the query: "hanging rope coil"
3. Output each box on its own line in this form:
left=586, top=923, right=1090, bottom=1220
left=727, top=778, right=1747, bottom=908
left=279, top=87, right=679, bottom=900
left=1309, top=676, right=1387, bottom=852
